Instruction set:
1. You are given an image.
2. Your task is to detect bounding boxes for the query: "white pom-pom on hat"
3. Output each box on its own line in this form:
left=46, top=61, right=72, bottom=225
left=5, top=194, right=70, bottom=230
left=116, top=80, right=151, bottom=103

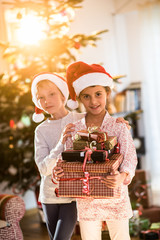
left=32, top=112, right=44, bottom=123
left=32, top=107, right=45, bottom=123
left=67, top=99, right=79, bottom=110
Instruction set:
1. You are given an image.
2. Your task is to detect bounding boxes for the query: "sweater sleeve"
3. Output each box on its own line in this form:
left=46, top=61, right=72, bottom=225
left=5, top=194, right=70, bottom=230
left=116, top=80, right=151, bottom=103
left=117, top=123, right=138, bottom=184
left=34, top=128, right=64, bottom=176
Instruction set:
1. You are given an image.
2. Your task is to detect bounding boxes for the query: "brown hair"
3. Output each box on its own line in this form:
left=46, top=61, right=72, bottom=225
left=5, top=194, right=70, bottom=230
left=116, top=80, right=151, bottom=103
left=78, top=85, right=111, bottom=98
left=78, top=85, right=111, bottom=112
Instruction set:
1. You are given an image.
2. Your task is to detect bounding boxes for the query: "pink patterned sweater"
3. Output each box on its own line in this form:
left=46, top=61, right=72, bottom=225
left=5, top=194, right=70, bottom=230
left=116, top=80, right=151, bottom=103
left=65, top=112, right=138, bottom=221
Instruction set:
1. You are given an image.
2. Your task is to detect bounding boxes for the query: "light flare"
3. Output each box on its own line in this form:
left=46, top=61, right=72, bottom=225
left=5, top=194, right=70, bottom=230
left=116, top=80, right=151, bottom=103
left=16, top=15, right=46, bottom=45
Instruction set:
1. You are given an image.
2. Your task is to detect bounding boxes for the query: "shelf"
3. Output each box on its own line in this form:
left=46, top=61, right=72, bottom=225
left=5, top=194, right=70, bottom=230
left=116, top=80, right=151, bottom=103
left=114, top=83, right=142, bottom=113
left=112, top=109, right=143, bottom=118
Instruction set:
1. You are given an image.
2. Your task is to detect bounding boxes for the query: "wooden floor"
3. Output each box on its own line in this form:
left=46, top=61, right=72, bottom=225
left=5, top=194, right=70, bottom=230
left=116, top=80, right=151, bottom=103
left=20, top=209, right=81, bottom=240
left=20, top=209, right=139, bottom=240
left=20, top=209, right=49, bottom=240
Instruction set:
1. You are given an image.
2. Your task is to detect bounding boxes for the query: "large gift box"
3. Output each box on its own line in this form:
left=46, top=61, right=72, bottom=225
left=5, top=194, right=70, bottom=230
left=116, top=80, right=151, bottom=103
left=56, top=153, right=123, bottom=198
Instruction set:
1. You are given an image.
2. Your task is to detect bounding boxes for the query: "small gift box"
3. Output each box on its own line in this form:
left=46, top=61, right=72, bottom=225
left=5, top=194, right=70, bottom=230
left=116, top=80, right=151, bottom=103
left=62, top=149, right=114, bottom=163
left=139, top=230, right=160, bottom=239
left=55, top=153, right=123, bottom=198
left=73, top=136, right=117, bottom=151
left=76, top=128, right=108, bottom=143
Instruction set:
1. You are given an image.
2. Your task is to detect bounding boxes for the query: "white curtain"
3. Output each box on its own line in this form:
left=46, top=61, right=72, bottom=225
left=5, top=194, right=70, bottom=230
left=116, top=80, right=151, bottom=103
left=139, top=2, right=160, bottom=205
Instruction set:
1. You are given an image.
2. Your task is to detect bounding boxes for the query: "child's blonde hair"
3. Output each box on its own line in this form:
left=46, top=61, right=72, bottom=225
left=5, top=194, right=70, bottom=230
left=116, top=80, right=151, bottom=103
left=36, top=79, right=64, bottom=97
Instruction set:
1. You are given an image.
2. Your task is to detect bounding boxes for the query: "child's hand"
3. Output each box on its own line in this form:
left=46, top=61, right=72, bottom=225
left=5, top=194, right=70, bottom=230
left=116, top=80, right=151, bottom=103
left=101, top=171, right=126, bottom=188
left=52, top=165, right=64, bottom=181
left=116, top=117, right=131, bottom=130
left=61, top=123, right=75, bottom=144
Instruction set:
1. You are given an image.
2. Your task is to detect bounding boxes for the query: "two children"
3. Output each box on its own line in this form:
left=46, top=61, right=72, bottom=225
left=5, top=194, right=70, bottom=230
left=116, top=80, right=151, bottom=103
left=31, top=64, right=134, bottom=240
left=53, top=61, right=137, bottom=240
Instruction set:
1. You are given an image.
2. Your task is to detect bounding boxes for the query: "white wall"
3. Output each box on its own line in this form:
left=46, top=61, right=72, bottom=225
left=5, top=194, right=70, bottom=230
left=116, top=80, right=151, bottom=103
left=69, top=0, right=119, bottom=75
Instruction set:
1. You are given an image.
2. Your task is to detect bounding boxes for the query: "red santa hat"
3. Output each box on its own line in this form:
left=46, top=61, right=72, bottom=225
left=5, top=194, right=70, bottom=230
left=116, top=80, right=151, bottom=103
left=66, top=61, right=113, bottom=109
left=31, top=72, right=69, bottom=122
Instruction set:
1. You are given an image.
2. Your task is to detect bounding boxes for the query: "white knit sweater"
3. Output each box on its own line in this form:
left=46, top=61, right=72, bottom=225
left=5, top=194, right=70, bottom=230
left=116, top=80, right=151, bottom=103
left=34, top=111, right=84, bottom=204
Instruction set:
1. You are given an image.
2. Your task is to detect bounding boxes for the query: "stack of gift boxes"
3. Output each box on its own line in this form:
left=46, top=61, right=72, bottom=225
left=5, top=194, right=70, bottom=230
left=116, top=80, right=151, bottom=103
left=53, top=127, right=160, bottom=239
left=56, top=127, right=124, bottom=199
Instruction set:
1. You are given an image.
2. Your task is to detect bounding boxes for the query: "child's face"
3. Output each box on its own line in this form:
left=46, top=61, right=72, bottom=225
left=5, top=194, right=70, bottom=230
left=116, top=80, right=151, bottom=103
left=36, top=81, right=65, bottom=115
left=79, top=85, right=109, bottom=115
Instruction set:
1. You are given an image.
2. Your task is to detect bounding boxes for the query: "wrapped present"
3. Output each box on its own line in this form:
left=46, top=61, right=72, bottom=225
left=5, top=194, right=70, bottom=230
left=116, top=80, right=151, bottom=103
left=139, top=230, right=160, bottom=239
left=56, top=153, right=123, bottom=198
left=75, top=128, right=108, bottom=143
left=73, top=136, right=117, bottom=151
left=150, top=223, right=160, bottom=230
left=129, top=169, right=152, bottom=209
left=62, top=148, right=114, bottom=163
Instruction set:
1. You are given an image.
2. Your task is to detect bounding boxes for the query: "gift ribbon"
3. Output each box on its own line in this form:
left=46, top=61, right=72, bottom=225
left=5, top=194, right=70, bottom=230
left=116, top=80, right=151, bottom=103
left=82, top=148, right=93, bottom=172
left=57, top=173, right=102, bottom=196
left=82, top=147, right=109, bottom=170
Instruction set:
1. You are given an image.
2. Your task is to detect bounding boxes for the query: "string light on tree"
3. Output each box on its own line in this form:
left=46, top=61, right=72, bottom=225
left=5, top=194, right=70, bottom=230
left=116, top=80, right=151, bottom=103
left=21, top=114, right=31, bottom=127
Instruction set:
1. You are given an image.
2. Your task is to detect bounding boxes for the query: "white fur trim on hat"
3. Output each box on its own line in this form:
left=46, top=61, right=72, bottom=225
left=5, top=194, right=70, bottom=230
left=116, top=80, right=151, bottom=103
left=73, top=72, right=113, bottom=96
left=31, top=73, right=69, bottom=109
left=67, top=99, right=79, bottom=109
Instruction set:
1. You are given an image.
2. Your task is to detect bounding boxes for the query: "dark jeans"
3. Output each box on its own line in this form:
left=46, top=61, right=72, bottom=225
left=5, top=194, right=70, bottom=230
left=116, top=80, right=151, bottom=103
left=42, top=201, right=77, bottom=240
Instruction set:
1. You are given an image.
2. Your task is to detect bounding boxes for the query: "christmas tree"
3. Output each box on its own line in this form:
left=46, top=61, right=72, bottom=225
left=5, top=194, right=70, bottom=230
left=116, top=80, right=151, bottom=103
left=0, top=0, right=108, bottom=194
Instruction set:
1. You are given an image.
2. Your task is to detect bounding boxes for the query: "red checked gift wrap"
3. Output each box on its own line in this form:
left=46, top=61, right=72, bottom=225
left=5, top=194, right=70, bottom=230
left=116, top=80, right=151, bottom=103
left=56, top=153, right=123, bottom=198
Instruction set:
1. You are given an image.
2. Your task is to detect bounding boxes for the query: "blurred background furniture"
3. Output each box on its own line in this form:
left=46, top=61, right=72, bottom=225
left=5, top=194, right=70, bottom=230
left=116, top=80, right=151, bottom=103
left=0, top=194, right=25, bottom=240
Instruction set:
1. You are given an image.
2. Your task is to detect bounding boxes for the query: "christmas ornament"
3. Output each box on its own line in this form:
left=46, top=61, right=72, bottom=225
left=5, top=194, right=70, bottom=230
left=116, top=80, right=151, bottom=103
left=9, top=119, right=15, bottom=129
left=21, top=114, right=31, bottom=127
left=74, top=42, right=81, bottom=49
left=16, top=121, right=25, bottom=129
left=8, top=165, right=18, bottom=175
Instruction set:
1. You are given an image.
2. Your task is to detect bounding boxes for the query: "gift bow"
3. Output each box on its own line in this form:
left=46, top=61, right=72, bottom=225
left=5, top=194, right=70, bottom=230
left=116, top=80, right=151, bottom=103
left=74, top=126, right=108, bottom=143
